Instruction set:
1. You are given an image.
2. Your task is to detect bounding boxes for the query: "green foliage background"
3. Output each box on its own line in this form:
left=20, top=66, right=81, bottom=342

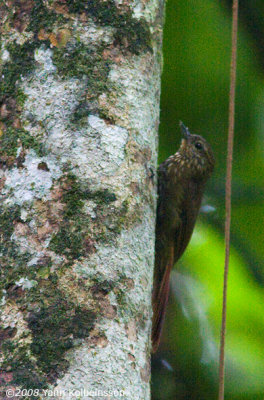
left=151, top=1, right=264, bottom=399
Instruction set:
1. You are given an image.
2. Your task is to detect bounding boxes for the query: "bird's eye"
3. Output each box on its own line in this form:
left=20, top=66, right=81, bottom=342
left=195, top=142, right=203, bottom=150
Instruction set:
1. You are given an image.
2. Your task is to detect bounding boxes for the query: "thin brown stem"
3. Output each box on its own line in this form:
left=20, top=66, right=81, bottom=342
left=218, top=1, right=239, bottom=399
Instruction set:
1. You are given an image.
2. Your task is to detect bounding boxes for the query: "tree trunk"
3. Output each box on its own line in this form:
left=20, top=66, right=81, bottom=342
left=0, top=1, right=164, bottom=399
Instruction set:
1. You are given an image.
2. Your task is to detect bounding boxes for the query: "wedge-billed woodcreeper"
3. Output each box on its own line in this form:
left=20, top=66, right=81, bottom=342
left=152, top=121, right=215, bottom=352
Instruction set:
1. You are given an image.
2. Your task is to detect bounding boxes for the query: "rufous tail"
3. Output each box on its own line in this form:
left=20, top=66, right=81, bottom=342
left=151, top=245, right=174, bottom=353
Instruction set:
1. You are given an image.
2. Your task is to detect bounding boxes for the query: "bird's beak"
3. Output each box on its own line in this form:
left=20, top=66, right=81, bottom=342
left=179, top=121, right=191, bottom=140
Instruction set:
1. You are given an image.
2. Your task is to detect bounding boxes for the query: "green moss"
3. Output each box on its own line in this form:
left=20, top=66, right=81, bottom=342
left=16, top=88, right=27, bottom=108
left=0, top=38, right=49, bottom=164
left=66, top=0, right=115, bottom=18
left=0, top=204, right=96, bottom=386
left=61, top=175, right=116, bottom=220
left=28, top=297, right=96, bottom=375
left=0, top=126, right=46, bottom=160
left=114, top=17, right=152, bottom=55
left=98, top=109, right=116, bottom=125
left=60, top=174, right=117, bottom=217
left=0, top=207, right=51, bottom=296
left=27, top=0, right=65, bottom=34
left=49, top=223, right=85, bottom=260
left=65, top=0, right=152, bottom=55
left=0, top=208, right=50, bottom=390
left=0, top=41, right=42, bottom=103
left=49, top=174, right=118, bottom=260
left=0, top=40, right=47, bottom=164
left=0, top=206, right=26, bottom=279
left=62, top=174, right=89, bottom=218
left=0, top=1, right=64, bottom=105
left=0, top=206, right=20, bottom=243
left=70, top=100, right=91, bottom=126
left=90, top=189, right=117, bottom=204
left=0, top=286, right=96, bottom=389
left=52, top=41, right=113, bottom=125
left=1, top=341, right=47, bottom=390
left=115, top=290, right=127, bottom=308
left=48, top=174, right=88, bottom=259
left=0, top=193, right=136, bottom=389
left=53, top=42, right=110, bottom=99
left=0, top=206, right=37, bottom=294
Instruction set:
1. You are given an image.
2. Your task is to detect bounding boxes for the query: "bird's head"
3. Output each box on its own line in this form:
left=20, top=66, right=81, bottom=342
left=178, top=121, right=215, bottom=180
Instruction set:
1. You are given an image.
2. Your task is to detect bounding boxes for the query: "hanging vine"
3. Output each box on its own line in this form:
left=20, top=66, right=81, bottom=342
left=218, top=1, right=239, bottom=399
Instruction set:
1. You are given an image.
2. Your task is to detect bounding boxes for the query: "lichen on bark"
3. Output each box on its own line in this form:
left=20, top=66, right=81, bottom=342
left=0, top=0, right=164, bottom=398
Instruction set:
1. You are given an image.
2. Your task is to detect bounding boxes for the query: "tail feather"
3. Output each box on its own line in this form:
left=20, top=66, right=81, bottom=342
left=151, top=261, right=173, bottom=353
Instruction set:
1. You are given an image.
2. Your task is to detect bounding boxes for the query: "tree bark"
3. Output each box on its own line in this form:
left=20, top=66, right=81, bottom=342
left=0, top=1, right=164, bottom=399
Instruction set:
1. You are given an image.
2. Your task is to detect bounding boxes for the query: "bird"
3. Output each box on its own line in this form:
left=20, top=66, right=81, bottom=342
left=152, top=121, right=215, bottom=352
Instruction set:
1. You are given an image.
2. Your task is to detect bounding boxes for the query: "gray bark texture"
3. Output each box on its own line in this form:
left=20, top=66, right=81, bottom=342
left=0, top=1, right=164, bottom=399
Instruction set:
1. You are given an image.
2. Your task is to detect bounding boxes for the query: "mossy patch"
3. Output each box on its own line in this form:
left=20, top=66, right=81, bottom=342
left=27, top=0, right=66, bottom=35
left=0, top=286, right=96, bottom=389
left=89, top=189, right=117, bottom=205
left=48, top=172, right=136, bottom=263
left=0, top=206, right=46, bottom=388
left=0, top=205, right=20, bottom=244
left=61, top=173, right=91, bottom=218
left=0, top=341, right=47, bottom=390
left=52, top=41, right=113, bottom=125
left=49, top=174, right=118, bottom=261
left=49, top=223, right=85, bottom=260
left=0, top=41, right=43, bottom=104
left=65, top=0, right=152, bottom=55
left=53, top=41, right=111, bottom=104
left=0, top=1, right=64, bottom=106
left=70, top=100, right=92, bottom=126
left=0, top=202, right=96, bottom=388
left=0, top=2, right=64, bottom=162
left=28, top=294, right=96, bottom=378
left=0, top=40, right=47, bottom=163
left=53, top=42, right=109, bottom=81
left=0, top=206, right=34, bottom=293
left=1, top=0, right=152, bottom=148
left=0, top=126, right=46, bottom=162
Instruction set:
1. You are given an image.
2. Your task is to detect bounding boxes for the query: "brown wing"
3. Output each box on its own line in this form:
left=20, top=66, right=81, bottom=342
left=152, top=162, right=171, bottom=287
left=152, top=160, right=180, bottom=351
left=173, top=180, right=204, bottom=264
left=152, top=179, right=204, bottom=352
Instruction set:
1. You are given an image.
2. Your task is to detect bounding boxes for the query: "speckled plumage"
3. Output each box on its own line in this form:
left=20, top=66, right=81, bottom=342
left=152, top=123, right=215, bottom=352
